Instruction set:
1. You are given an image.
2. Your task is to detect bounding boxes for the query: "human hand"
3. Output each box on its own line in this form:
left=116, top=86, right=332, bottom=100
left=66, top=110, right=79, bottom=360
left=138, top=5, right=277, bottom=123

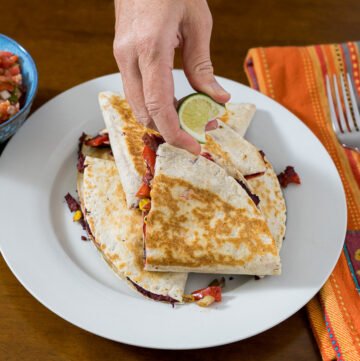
left=113, top=0, right=230, bottom=154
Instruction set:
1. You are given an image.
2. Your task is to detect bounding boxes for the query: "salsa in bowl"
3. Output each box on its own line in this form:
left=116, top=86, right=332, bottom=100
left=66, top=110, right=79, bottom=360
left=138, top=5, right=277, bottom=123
left=0, top=34, right=38, bottom=143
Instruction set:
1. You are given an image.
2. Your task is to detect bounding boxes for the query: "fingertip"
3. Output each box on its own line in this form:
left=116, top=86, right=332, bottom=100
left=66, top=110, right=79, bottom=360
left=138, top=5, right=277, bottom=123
left=166, top=129, right=201, bottom=155
left=209, top=81, right=231, bottom=104
left=187, top=140, right=201, bottom=155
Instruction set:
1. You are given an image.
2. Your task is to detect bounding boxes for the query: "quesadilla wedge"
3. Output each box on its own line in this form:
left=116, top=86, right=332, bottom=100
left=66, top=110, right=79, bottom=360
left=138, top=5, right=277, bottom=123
left=220, top=102, right=256, bottom=137
left=98, top=91, right=158, bottom=208
left=76, top=132, right=113, bottom=208
left=80, top=156, right=187, bottom=303
left=246, top=155, right=286, bottom=250
left=203, top=120, right=266, bottom=177
left=204, top=121, right=286, bottom=251
left=141, top=142, right=281, bottom=276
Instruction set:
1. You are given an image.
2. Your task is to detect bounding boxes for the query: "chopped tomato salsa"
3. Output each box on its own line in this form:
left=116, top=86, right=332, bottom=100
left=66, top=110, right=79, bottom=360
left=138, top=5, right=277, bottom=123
left=136, top=182, right=151, bottom=198
left=200, top=151, right=214, bottom=162
left=136, top=133, right=164, bottom=204
left=191, top=286, right=222, bottom=302
left=84, top=133, right=110, bottom=147
left=142, top=133, right=164, bottom=152
left=143, top=145, right=156, bottom=175
left=0, top=51, right=24, bottom=123
left=277, top=166, right=301, bottom=188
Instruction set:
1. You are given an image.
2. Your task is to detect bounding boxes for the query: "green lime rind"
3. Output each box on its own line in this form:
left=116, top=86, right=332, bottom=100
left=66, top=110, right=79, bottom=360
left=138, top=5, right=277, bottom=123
left=178, top=93, right=226, bottom=143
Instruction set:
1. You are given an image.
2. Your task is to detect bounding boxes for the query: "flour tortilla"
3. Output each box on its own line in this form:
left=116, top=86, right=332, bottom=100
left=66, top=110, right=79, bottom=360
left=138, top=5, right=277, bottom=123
left=98, top=91, right=156, bottom=208
left=204, top=120, right=266, bottom=177
left=220, top=103, right=256, bottom=137
left=247, top=156, right=287, bottom=250
left=211, top=116, right=287, bottom=251
left=76, top=134, right=113, bottom=210
left=144, top=143, right=281, bottom=276
left=80, top=156, right=187, bottom=303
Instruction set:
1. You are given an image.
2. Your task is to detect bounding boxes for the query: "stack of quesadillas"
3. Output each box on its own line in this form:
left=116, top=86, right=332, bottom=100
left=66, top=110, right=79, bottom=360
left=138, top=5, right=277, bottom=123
left=71, top=91, right=286, bottom=305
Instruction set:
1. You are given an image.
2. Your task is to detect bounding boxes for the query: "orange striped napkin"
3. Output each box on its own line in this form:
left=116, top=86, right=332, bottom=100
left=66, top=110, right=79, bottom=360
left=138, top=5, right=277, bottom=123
left=244, top=42, right=360, bottom=361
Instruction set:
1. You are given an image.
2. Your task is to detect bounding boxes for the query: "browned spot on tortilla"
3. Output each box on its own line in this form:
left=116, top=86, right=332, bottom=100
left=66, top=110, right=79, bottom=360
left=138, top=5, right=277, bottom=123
left=204, top=134, right=231, bottom=164
left=146, top=174, right=277, bottom=269
left=109, top=95, right=159, bottom=175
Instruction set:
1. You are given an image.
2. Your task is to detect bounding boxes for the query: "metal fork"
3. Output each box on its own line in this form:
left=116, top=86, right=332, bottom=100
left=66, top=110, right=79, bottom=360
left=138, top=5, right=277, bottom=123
left=325, top=73, right=360, bottom=152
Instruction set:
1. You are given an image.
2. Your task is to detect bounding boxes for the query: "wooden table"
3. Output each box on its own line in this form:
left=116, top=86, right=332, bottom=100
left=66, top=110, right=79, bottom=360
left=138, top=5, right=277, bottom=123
left=1, top=0, right=358, bottom=359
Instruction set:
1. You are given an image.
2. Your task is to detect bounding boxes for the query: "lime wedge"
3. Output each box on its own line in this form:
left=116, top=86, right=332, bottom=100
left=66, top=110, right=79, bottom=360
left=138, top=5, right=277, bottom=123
left=178, top=93, right=226, bottom=143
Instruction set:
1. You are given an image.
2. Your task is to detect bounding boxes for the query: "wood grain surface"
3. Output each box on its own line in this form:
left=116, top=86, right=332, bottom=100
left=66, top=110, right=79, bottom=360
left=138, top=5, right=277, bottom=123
left=1, top=0, right=359, bottom=359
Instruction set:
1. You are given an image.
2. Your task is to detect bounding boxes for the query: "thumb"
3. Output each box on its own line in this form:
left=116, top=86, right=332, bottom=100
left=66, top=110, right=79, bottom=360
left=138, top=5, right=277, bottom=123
left=182, top=27, right=230, bottom=104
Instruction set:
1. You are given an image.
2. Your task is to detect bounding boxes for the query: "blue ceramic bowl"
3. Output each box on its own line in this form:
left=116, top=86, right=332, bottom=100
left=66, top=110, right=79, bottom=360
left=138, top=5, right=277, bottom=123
left=0, top=34, right=38, bottom=143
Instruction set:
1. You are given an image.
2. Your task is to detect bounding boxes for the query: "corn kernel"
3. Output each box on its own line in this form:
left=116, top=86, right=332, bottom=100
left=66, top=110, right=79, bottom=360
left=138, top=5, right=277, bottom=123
left=183, top=294, right=195, bottom=303
left=139, top=198, right=150, bottom=211
left=197, top=295, right=215, bottom=307
left=73, top=210, right=83, bottom=222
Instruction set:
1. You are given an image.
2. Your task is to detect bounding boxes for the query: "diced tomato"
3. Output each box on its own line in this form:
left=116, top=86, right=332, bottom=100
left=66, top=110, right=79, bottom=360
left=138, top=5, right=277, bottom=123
left=84, top=134, right=109, bottom=147
left=200, top=152, right=214, bottom=162
left=0, top=100, right=10, bottom=112
left=0, top=75, right=11, bottom=82
left=0, top=83, right=14, bottom=92
left=191, top=286, right=222, bottom=302
left=0, top=51, right=13, bottom=57
left=136, top=182, right=151, bottom=198
left=1, top=56, right=15, bottom=69
left=143, top=145, right=156, bottom=175
left=9, top=55, right=18, bottom=63
left=9, top=65, right=20, bottom=75
left=0, top=51, right=23, bottom=124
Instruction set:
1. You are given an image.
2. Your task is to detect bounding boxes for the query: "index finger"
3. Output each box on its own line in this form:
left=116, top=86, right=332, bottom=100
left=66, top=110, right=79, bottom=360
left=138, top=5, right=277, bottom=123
left=139, top=57, right=201, bottom=155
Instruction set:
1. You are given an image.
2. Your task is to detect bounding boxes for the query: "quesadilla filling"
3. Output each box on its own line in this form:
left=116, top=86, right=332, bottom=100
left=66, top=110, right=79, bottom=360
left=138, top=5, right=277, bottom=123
left=277, top=166, right=301, bottom=188
left=84, top=133, right=110, bottom=147
left=236, top=179, right=260, bottom=206
left=183, top=277, right=224, bottom=307
left=77, top=132, right=111, bottom=173
left=64, top=192, right=93, bottom=239
left=201, top=150, right=261, bottom=207
left=244, top=172, right=265, bottom=180
left=66, top=132, right=113, bottom=239
left=137, top=136, right=222, bottom=231
left=126, top=277, right=178, bottom=305
left=136, top=133, right=165, bottom=234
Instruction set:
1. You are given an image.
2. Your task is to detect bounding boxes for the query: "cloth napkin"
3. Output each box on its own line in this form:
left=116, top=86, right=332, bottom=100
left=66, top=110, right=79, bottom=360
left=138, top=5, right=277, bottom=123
left=244, top=42, right=360, bottom=361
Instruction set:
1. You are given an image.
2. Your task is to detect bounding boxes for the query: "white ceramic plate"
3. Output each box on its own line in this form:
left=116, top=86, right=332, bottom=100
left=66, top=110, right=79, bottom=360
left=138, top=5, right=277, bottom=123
left=0, top=71, right=346, bottom=349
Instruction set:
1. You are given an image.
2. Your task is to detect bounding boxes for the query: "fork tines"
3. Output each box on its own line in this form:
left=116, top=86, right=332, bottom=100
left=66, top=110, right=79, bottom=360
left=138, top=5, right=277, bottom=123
left=326, top=73, right=360, bottom=134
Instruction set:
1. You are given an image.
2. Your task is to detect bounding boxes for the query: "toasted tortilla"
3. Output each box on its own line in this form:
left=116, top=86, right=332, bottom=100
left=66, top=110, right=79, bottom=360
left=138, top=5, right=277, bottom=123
left=76, top=135, right=113, bottom=209
left=98, top=91, right=157, bottom=208
left=247, top=156, right=286, bottom=250
left=209, top=118, right=287, bottom=252
left=81, top=156, right=187, bottom=303
left=204, top=120, right=266, bottom=176
left=220, top=103, right=256, bottom=137
left=144, top=143, right=281, bottom=276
